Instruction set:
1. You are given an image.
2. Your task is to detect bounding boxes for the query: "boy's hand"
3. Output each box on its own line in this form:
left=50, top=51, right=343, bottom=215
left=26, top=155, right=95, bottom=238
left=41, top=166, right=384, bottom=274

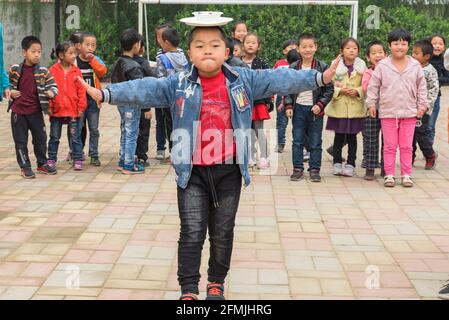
left=77, top=76, right=103, bottom=102
left=323, top=55, right=341, bottom=85
left=10, top=90, right=21, bottom=99
left=3, top=89, right=11, bottom=100
left=368, top=107, right=377, bottom=118
left=417, top=109, right=425, bottom=118
left=45, top=90, right=55, bottom=99
left=311, top=105, right=321, bottom=115
left=286, top=109, right=293, bottom=118
left=144, top=111, right=152, bottom=120
left=86, top=53, right=95, bottom=61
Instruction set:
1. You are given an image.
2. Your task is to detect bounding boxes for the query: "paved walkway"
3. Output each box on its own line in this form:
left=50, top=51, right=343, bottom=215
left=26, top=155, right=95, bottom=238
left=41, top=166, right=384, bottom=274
left=0, top=89, right=449, bottom=300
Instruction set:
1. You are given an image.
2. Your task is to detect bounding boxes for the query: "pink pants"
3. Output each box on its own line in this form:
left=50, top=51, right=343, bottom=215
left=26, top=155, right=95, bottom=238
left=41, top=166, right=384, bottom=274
left=381, top=118, right=416, bottom=177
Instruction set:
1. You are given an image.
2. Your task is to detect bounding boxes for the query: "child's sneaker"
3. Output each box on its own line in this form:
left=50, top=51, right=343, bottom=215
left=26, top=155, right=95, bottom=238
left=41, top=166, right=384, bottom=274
left=206, top=283, right=225, bottom=300
left=333, top=163, right=343, bottom=176
left=342, top=164, right=355, bottom=177
left=438, top=280, right=449, bottom=300
left=122, top=163, right=145, bottom=175
left=74, top=161, right=83, bottom=171
left=364, top=168, right=375, bottom=181
left=401, top=175, right=414, bottom=188
left=290, top=168, right=304, bottom=181
left=136, top=158, right=150, bottom=168
left=156, top=150, right=165, bottom=160
left=309, top=169, right=321, bottom=182
left=257, top=157, right=270, bottom=169
left=90, top=157, right=101, bottom=166
left=47, top=159, right=57, bottom=171
left=179, top=293, right=198, bottom=301
left=275, top=144, right=285, bottom=153
left=425, top=152, right=438, bottom=170
left=384, top=175, right=395, bottom=188
left=37, top=163, right=57, bottom=175
left=21, top=167, right=35, bottom=179
left=117, top=162, right=124, bottom=172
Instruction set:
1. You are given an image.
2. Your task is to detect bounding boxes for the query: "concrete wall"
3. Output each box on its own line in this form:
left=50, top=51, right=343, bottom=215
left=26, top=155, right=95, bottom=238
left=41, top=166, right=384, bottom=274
left=1, top=3, right=55, bottom=69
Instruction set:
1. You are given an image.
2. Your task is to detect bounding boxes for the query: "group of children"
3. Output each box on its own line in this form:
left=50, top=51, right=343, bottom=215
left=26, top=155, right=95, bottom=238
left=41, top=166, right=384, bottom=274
left=2, top=13, right=449, bottom=300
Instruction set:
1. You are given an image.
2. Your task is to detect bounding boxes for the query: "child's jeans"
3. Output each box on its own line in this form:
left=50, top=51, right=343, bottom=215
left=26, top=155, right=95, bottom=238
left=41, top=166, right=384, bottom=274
left=155, top=108, right=166, bottom=152
left=11, top=111, right=47, bottom=168
left=276, top=96, right=289, bottom=146
left=292, top=104, right=323, bottom=171
left=428, top=95, right=440, bottom=143
left=381, top=118, right=416, bottom=177
left=136, top=109, right=151, bottom=161
left=177, top=163, right=242, bottom=295
left=80, top=98, right=100, bottom=158
left=118, top=106, right=140, bottom=169
left=413, top=113, right=435, bottom=161
left=48, top=117, right=83, bottom=162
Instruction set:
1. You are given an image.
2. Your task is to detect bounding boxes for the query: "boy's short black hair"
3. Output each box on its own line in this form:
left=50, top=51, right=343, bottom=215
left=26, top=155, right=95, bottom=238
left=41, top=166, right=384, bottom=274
left=282, top=39, right=296, bottom=50
left=120, top=28, right=141, bottom=51
left=365, top=40, right=386, bottom=57
left=287, top=49, right=300, bottom=64
left=187, top=26, right=227, bottom=49
left=161, top=27, right=180, bottom=47
left=21, top=36, right=41, bottom=50
left=414, top=39, right=434, bottom=58
left=69, top=31, right=83, bottom=45
left=298, top=33, right=316, bottom=45
left=388, top=28, right=412, bottom=44
left=81, top=32, right=96, bottom=43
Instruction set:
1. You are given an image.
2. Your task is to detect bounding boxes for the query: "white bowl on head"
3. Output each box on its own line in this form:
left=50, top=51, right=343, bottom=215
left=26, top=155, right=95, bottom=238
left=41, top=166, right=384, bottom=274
left=180, top=11, right=233, bottom=26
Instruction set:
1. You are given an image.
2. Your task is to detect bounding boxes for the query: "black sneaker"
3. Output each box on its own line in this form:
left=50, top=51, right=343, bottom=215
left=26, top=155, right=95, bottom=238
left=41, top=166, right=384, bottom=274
left=438, top=280, right=449, bottom=300
left=136, top=159, right=150, bottom=168
left=90, top=157, right=101, bottom=166
left=206, top=283, right=225, bottom=300
left=309, top=169, right=321, bottom=182
left=37, top=164, right=57, bottom=175
left=364, top=169, right=376, bottom=181
left=21, top=167, right=35, bottom=179
left=290, top=168, right=304, bottom=181
left=179, top=293, right=198, bottom=300
left=275, top=144, right=285, bottom=153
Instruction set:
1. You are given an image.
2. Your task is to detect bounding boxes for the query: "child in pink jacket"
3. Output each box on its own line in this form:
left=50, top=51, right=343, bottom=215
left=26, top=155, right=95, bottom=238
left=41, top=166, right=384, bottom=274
left=366, top=29, right=428, bottom=188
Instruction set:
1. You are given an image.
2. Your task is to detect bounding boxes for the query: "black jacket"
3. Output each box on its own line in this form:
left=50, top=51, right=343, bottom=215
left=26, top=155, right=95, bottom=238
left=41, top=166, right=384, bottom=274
left=111, top=55, right=144, bottom=84
left=284, top=58, right=334, bottom=116
left=430, top=54, right=449, bottom=96
left=133, top=55, right=157, bottom=78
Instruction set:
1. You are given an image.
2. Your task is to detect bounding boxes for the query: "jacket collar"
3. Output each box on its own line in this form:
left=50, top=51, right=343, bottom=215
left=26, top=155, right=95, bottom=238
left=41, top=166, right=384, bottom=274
left=296, top=58, right=317, bottom=70
left=19, top=61, right=40, bottom=73
left=187, top=62, right=239, bottom=84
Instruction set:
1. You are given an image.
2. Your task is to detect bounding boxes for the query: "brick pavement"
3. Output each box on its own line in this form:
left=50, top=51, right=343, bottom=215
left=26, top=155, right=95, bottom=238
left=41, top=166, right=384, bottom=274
left=0, top=88, right=448, bottom=300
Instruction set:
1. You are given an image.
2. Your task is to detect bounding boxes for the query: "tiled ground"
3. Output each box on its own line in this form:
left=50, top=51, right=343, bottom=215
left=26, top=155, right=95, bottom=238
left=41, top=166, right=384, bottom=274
left=0, top=88, right=448, bottom=300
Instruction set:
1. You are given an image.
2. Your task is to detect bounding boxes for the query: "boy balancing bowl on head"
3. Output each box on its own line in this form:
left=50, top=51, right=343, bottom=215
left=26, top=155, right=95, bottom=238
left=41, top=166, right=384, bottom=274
left=77, top=11, right=340, bottom=300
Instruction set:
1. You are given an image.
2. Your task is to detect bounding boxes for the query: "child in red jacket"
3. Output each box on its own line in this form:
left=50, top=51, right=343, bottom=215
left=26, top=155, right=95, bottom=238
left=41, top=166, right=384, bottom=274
left=48, top=41, right=87, bottom=171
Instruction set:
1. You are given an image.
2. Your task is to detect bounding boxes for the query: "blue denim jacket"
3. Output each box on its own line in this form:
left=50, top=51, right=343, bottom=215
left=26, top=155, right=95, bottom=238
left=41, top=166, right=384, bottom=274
left=102, top=63, right=324, bottom=189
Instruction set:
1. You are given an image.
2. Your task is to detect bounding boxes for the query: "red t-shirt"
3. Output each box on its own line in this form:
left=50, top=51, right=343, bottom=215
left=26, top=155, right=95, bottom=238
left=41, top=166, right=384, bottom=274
left=274, top=59, right=289, bottom=69
left=192, top=71, right=236, bottom=166
left=12, top=65, right=41, bottom=115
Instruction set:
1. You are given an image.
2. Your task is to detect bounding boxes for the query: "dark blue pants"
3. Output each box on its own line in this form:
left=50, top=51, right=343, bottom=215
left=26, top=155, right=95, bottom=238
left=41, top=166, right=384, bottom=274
left=292, top=104, right=323, bottom=171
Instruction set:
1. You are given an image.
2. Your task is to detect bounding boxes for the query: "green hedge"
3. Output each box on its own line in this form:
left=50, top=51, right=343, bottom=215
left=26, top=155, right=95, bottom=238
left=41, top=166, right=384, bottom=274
left=61, top=2, right=449, bottom=71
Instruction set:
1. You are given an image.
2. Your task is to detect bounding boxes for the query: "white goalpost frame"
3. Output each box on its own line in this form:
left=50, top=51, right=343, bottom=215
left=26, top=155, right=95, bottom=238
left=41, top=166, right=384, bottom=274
left=138, top=0, right=359, bottom=60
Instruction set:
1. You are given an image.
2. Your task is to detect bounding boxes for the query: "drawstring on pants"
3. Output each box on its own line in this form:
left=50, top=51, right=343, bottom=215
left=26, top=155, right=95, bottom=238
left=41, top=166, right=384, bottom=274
left=207, top=167, right=220, bottom=208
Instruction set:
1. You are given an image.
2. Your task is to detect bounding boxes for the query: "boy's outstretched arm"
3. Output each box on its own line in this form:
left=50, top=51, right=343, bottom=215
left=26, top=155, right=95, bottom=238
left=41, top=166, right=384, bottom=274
left=249, top=56, right=340, bottom=100
left=77, top=75, right=175, bottom=108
